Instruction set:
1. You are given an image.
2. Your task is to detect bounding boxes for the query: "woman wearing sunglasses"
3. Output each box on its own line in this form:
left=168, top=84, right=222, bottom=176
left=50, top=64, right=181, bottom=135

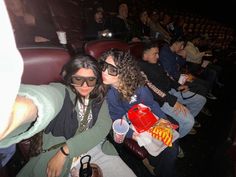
left=0, top=55, right=136, bottom=177
left=99, top=49, right=179, bottom=177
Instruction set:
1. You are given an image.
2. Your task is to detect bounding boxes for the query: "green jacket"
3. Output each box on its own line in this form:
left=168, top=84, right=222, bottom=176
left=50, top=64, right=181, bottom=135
left=0, top=83, right=117, bottom=177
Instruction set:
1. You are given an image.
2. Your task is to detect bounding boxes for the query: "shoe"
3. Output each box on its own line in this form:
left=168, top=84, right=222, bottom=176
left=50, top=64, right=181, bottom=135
left=194, top=121, right=201, bottom=128
left=207, top=92, right=217, bottom=100
left=188, top=128, right=197, bottom=135
left=201, top=107, right=213, bottom=116
left=177, top=146, right=185, bottom=158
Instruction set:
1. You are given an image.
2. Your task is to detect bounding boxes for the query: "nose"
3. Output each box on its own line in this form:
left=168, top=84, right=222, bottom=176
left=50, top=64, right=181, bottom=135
left=82, top=81, right=88, bottom=87
left=102, top=68, right=109, bottom=75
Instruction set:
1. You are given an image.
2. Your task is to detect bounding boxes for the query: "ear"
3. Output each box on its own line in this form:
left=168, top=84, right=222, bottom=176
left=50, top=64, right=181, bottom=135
left=60, top=70, right=67, bottom=79
left=143, top=52, right=148, bottom=61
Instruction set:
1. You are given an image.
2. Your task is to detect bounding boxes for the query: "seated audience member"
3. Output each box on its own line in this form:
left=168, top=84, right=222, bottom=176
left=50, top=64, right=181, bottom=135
left=149, top=10, right=171, bottom=42
left=5, top=0, right=58, bottom=46
left=139, top=42, right=207, bottom=137
left=159, top=36, right=217, bottom=100
left=134, top=9, right=151, bottom=41
left=159, top=13, right=173, bottom=35
left=108, top=3, right=129, bottom=41
left=99, top=49, right=179, bottom=177
left=85, top=8, right=110, bottom=40
left=168, top=16, right=186, bottom=38
left=184, top=35, right=223, bottom=90
left=108, top=3, right=138, bottom=42
left=0, top=55, right=136, bottom=177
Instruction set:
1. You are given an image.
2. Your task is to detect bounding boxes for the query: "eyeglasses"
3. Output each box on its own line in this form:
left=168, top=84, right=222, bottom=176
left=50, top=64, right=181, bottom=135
left=71, top=76, right=97, bottom=87
left=100, top=61, right=119, bottom=76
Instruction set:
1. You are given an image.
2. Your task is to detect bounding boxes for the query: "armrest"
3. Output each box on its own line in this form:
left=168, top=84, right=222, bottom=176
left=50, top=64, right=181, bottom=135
left=123, top=138, right=148, bottom=160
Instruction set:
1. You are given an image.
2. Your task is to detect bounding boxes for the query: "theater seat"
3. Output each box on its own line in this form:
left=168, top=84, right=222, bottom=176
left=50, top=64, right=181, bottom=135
left=20, top=47, right=70, bottom=84
left=128, top=42, right=144, bottom=60
left=17, top=46, right=70, bottom=161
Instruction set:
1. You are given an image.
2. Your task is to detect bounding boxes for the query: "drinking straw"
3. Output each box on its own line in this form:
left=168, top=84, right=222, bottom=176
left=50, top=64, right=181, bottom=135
left=120, top=117, right=123, bottom=125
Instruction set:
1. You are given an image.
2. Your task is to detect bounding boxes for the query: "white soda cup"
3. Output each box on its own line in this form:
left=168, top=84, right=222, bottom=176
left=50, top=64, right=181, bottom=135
left=178, top=74, right=188, bottom=85
left=56, top=31, right=67, bottom=44
left=112, top=119, right=129, bottom=144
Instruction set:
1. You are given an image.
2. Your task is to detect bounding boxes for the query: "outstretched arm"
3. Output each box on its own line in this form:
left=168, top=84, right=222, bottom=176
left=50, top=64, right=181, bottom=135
left=0, top=83, right=66, bottom=148
left=0, top=96, right=38, bottom=141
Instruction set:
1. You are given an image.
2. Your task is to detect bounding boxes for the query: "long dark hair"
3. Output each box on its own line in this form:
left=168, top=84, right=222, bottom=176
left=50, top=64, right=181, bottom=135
left=61, top=54, right=106, bottom=105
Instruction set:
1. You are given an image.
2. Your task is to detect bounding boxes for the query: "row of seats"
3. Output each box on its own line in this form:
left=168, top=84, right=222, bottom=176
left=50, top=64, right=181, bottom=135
left=15, top=39, right=147, bottom=170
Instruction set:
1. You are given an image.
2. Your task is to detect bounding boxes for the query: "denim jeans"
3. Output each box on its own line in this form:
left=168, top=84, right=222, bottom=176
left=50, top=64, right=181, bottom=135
left=161, top=89, right=206, bottom=138
left=161, top=102, right=194, bottom=138
left=169, top=89, right=206, bottom=117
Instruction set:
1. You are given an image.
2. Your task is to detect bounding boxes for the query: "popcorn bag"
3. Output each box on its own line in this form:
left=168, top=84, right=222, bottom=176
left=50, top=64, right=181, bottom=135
left=127, top=104, right=158, bottom=133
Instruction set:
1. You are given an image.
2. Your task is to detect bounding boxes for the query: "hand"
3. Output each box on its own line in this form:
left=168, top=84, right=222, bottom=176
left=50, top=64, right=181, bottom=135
left=186, top=74, right=196, bottom=82
left=177, top=49, right=187, bottom=58
left=132, top=131, right=140, bottom=141
left=98, top=29, right=110, bottom=37
left=131, top=37, right=141, bottom=42
left=47, top=146, right=68, bottom=177
left=178, top=85, right=189, bottom=92
left=102, top=29, right=110, bottom=33
left=173, top=102, right=189, bottom=117
left=35, top=36, right=50, bottom=42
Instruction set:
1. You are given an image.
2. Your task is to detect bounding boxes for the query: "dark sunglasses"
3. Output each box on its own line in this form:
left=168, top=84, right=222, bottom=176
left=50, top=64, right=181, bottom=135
left=100, top=61, right=120, bottom=76
left=71, top=75, right=97, bottom=87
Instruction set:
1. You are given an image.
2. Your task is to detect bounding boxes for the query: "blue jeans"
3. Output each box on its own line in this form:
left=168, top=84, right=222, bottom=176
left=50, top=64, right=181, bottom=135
left=161, top=89, right=206, bottom=138
left=161, top=102, right=194, bottom=138
left=169, top=89, right=206, bottom=117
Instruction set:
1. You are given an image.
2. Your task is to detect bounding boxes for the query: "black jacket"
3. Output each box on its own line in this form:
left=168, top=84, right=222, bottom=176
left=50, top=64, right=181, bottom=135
left=138, top=60, right=180, bottom=107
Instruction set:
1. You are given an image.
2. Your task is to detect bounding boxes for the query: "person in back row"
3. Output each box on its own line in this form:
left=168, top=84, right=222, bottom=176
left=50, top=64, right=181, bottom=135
left=0, top=55, right=136, bottom=177
left=85, top=7, right=110, bottom=40
left=99, top=49, right=179, bottom=177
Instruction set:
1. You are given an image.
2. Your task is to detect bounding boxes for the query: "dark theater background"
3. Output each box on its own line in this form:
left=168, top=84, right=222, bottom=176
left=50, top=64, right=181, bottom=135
left=1, top=0, right=236, bottom=177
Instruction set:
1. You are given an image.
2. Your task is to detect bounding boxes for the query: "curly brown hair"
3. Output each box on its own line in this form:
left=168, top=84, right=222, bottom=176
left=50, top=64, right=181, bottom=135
left=99, top=49, right=146, bottom=101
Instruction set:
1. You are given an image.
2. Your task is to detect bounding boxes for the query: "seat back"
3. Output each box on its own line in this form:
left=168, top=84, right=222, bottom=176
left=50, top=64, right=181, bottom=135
left=84, top=39, right=129, bottom=59
left=20, top=47, right=70, bottom=84
left=128, top=42, right=144, bottom=60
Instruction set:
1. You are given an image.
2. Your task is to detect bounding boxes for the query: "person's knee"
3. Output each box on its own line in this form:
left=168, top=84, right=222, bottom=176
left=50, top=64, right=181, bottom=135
left=196, top=94, right=207, bottom=105
left=185, top=113, right=194, bottom=128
